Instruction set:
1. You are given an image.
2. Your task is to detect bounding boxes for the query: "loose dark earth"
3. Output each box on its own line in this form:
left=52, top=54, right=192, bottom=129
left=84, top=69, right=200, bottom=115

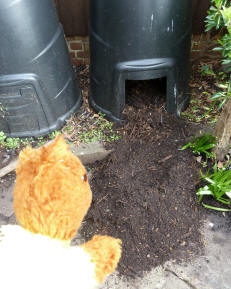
left=78, top=71, right=206, bottom=279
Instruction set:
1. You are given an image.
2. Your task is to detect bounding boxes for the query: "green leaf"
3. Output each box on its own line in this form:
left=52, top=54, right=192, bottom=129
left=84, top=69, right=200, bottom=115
left=202, top=203, right=231, bottom=211
left=213, top=46, right=223, bottom=51
left=196, top=186, right=212, bottom=195
left=180, top=142, right=193, bottom=150
left=222, top=59, right=231, bottom=65
left=226, top=191, right=231, bottom=198
left=210, top=92, right=224, bottom=100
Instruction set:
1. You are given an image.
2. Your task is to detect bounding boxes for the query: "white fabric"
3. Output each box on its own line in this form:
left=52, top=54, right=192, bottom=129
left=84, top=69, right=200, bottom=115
left=0, top=225, right=98, bottom=289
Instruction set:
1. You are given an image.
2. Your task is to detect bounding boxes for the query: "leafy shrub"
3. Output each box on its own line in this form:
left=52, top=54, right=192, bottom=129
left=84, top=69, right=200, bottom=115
left=197, top=163, right=231, bottom=211
left=205, top=0, right=231, bottom=108
left=181, top=134, right=217, bottom=159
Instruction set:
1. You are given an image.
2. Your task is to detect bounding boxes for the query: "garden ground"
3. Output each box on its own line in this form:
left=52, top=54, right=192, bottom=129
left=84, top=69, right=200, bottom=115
left=0, top=62, right=231, bottom=288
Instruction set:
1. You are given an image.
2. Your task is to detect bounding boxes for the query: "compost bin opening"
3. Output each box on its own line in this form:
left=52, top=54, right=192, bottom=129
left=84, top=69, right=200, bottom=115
left=89, top=0, right=192, bottom=122
left=125, top=78, right=167, bottom=109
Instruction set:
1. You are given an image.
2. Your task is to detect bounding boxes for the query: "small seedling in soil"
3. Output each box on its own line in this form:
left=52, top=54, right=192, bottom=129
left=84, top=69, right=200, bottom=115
left=48, top=130, right=60, bottom=140
left=36, top=136, right=46, bottom=147
left=0, top=131, right=6, bottom=145
left=79, top=112, right=120, bottom=143
left=197, top=163, right=231, bottom=211
left=181, top=134, right=217, bottom=160
left=0, top=131, right=21, bottom=150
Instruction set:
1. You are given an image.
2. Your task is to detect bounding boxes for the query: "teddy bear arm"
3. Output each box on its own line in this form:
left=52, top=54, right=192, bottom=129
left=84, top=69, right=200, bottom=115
left=81, top=235, right=122, bottom=284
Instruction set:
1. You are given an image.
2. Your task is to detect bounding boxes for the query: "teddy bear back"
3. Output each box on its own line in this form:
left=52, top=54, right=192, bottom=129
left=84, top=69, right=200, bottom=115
left=13, top=136, right=92, bottom=241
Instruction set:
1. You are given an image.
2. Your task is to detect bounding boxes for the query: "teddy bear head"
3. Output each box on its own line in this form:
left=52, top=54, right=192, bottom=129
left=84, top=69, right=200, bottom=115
left=13, top=136, right=92, bottom=241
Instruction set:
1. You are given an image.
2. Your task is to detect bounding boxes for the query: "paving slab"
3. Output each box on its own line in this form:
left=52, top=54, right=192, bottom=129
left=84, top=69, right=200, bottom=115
left=99, top=214, right=231, bottom=289
left=0, top=141, right=113, bottom=179
left=0, top=182, right=14, bottom=218
left=70, top=142, right=113, bottom=165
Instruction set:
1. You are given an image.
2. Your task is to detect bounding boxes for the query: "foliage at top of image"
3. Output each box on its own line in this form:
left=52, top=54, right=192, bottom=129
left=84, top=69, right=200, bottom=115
left=181, top=134, right=217, bottom=160
left=205, top=0, right=231, bottom=109
left=183, top=3, right=231, bottom=124
left=206, top=0, right=231, bottom=34
left=197, top=163, right=231, bottom=211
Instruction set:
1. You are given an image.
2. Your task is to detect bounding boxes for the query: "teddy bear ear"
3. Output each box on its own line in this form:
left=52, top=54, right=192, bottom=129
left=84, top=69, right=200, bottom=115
left=16, top=135, right=66, bottom=173
left=16, top=145, right=42, bottom=174
left=81, top=235, right=122, bottom=284
left=40, top=135, right=71, bottom=162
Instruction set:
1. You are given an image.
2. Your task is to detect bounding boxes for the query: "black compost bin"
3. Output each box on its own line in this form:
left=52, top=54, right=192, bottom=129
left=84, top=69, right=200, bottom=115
left=89, top=0, right=192, bottom=121
left=0, top=0, right=82, bottom=137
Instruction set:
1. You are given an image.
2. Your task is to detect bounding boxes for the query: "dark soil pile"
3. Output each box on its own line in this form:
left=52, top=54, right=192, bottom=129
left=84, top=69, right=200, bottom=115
left=0, top=65, right=207, bottom=279
left=79, top=75, right=205, bottom=278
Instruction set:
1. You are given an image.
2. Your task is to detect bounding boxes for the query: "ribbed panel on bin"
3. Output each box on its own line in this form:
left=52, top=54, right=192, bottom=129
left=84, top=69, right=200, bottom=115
left=0, top=0, right=82, bottom=137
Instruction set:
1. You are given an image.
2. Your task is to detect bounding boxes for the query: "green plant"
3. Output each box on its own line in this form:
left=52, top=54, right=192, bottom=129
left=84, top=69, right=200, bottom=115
left=79, top=113, right=120, bottom=143
left=205, top=0, right=231, bottom=108
left=20, top=138, right=33, bottom=146
left=214, top=33, right=231, bottom=62
left=48, top=130, right=60, bottom=140
left=210, top=80, right=231, bottom=109
left=0, top=131, right=21, bottom=149
left=5, top=137, right=21, bottom=149
left=35, top=136, right=46, bottom=147
left=218, top=71, right=227, bottom=80
left=197, top=163, right=231, bottom=211
left=201, top=64, right=215, bottom=77
left=181, top=134, right=217, bottom=159
left=0, top=131, right=6, bottom=144
left=63, top=125, right=72, bottom=132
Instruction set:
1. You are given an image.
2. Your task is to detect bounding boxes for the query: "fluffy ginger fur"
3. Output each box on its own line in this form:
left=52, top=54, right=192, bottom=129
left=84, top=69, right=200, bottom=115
left=14, top=135, right=92, bottom=240
left=9, top=135, right=122, bottom=286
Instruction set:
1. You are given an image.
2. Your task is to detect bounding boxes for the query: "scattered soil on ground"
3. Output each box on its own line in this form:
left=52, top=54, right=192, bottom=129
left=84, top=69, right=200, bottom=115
left=78, top=69, right=206, bottom=279
left=0, top=62, right=223, bottom=279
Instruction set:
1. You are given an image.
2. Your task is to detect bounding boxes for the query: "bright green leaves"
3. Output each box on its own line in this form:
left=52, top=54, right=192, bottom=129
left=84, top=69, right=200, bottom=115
left=181, top=134, right=217, bottom=160
left=197, top=163, right=231, bottom=211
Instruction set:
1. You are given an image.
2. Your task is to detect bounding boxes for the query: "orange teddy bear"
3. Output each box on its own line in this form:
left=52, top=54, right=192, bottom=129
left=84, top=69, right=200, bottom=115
left=0, top=136, right=121, bottom=289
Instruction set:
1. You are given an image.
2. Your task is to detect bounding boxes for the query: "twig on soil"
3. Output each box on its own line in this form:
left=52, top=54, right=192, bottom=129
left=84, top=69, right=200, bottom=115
left=148, top=166, right=157, bottom=171
left=129, top=125, right=137, bottom=138
left=96, top=193, right=109, bottom=205
left=158, top=155, right=173, bottom=163
left=0, top=158, right=18, bottom=178
left=181, top=128, right=186, bottom=138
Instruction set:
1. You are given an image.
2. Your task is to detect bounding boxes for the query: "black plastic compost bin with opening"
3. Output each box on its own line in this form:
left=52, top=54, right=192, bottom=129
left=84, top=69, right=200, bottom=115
left=0, top=0, right=82, bottom=137
left=89, top=0, right=192, bottom=122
